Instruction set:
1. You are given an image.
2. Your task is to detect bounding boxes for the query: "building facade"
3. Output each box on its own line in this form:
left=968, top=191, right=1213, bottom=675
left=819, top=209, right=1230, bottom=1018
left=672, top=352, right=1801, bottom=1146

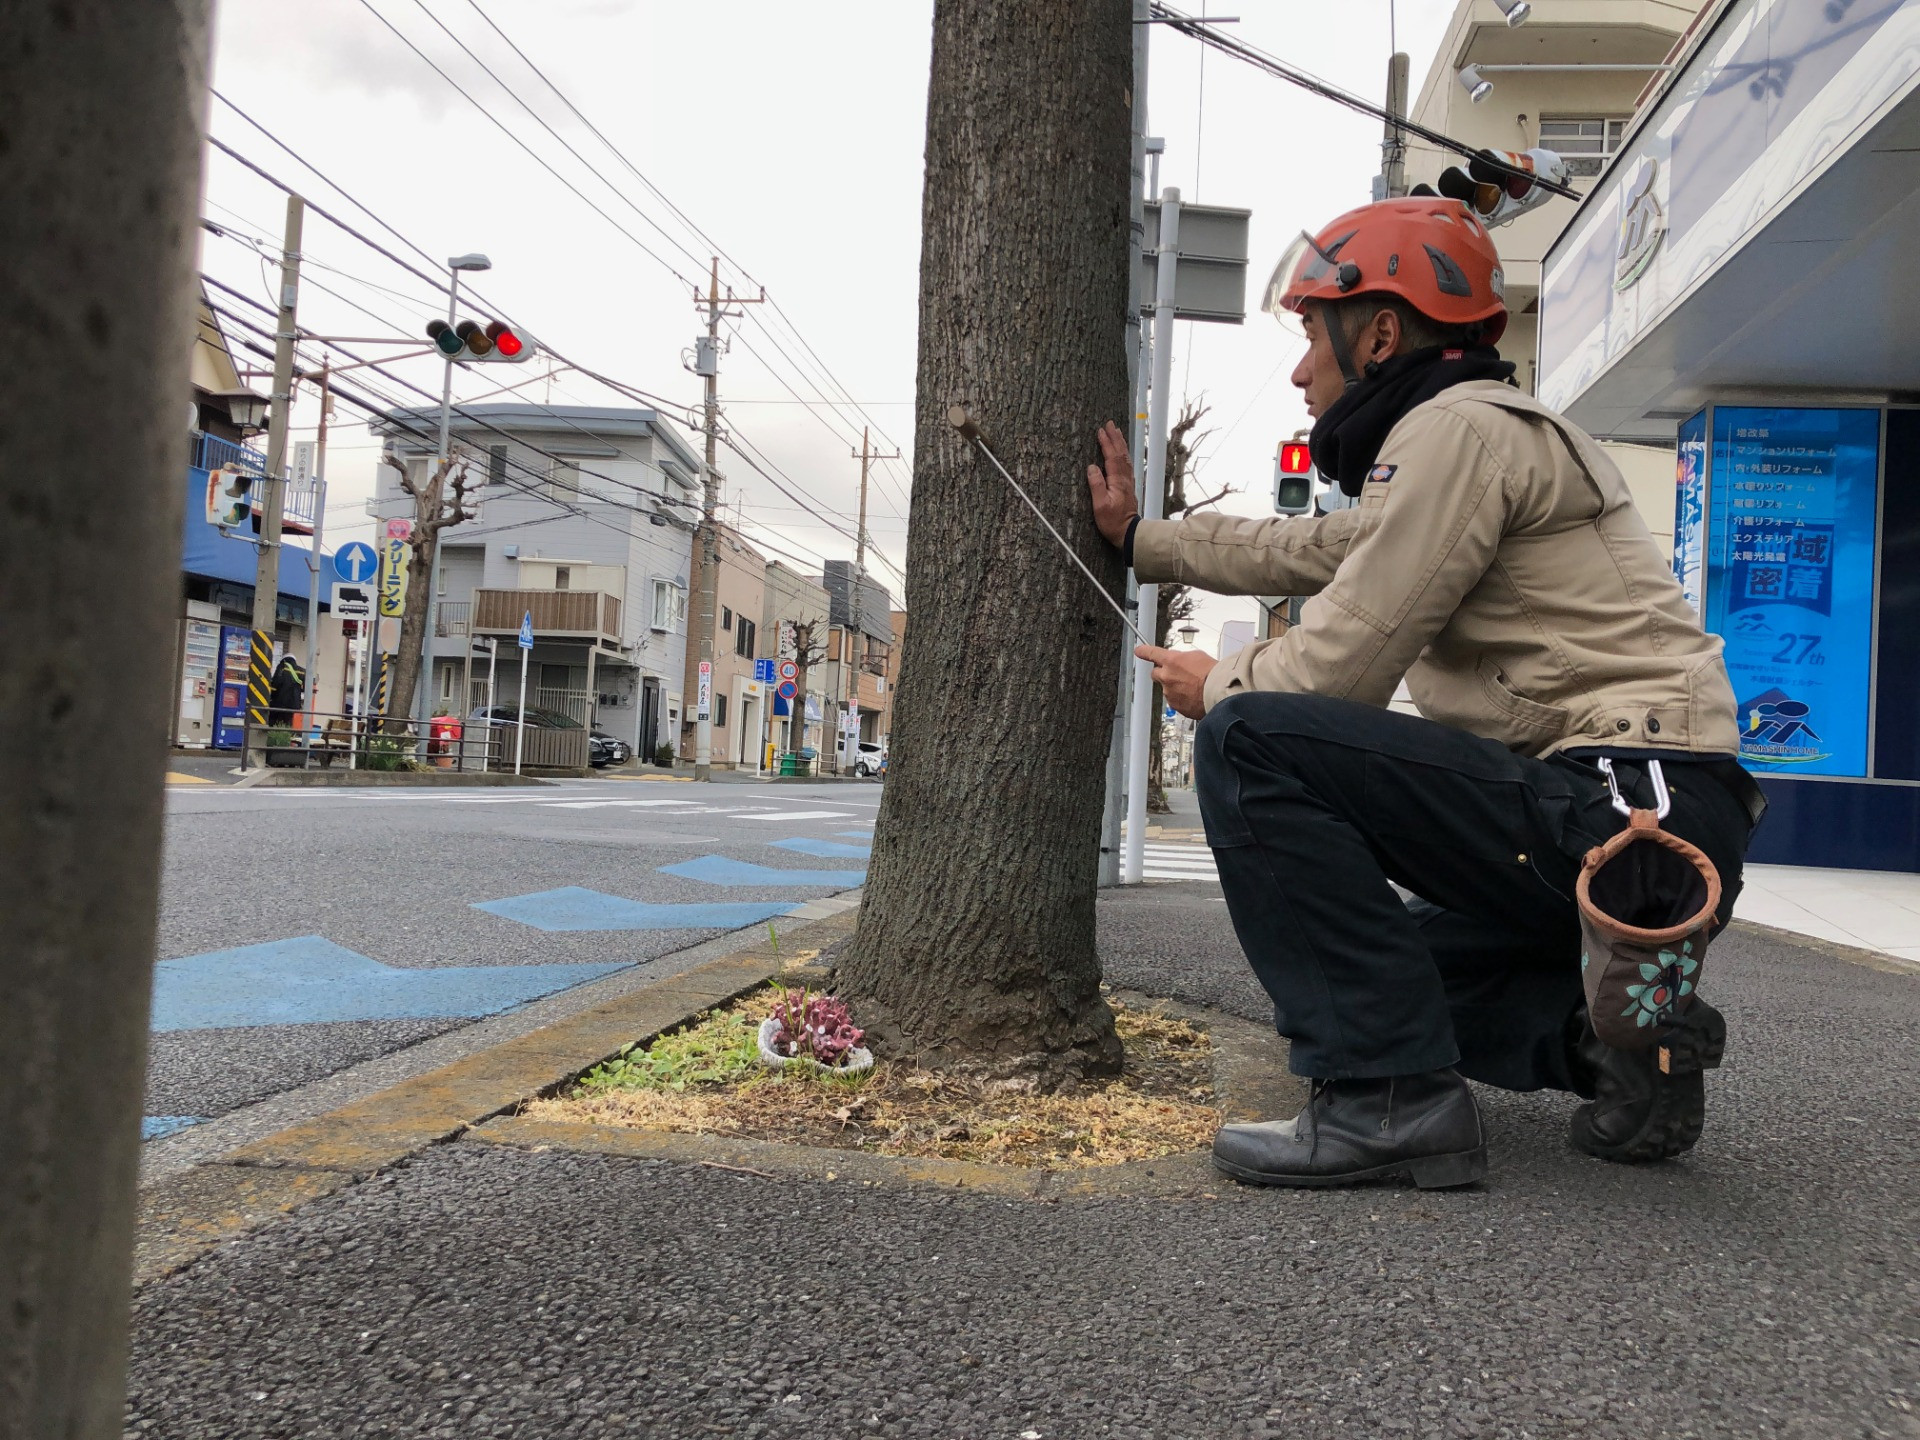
left=371, top=404, right=699, bottom=760
left=1537, top=0, right=1920, bottom=870
left=681, top=526, right=773, bottom=769
left=1406, top=0, right=1703, bottom=552
left=762, top=560, right=832, bottom=757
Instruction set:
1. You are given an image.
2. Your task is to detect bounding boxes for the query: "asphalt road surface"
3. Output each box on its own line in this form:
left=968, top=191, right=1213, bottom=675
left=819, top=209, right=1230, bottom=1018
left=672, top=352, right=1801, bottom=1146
left=146, top=775, right=879, bottom=1145
left=127, top=860, right=1920, bottom=1439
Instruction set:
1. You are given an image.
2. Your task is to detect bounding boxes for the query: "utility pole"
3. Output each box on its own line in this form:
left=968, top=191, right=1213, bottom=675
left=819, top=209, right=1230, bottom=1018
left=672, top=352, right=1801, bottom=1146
left=850, top=426, right=901, bottom=576
left=301, top=359, right=333, bottom=729
left=1378, top=51, right=1411, bottom=200
left=2, top=2, right=209, bottom=1432
left=245, top=193, right=304, bottom=767
left=692, top=255, right=763, bottom=781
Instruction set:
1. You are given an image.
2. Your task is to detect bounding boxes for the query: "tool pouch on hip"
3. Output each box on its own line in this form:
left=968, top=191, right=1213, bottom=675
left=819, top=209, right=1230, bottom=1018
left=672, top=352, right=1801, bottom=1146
left=1574, top=809, right=1723, bottom=1051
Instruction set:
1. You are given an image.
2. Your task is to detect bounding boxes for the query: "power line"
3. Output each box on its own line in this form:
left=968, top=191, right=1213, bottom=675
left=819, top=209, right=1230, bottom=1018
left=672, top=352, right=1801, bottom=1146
left=1146, top=3, right=1580, bottom=200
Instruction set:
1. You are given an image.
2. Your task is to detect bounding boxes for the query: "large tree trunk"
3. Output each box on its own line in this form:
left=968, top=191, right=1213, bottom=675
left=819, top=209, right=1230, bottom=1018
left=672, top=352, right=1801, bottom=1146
left=386, top=459, right=470, bottom=727
left=838, top=0, right=1133, bottom=1085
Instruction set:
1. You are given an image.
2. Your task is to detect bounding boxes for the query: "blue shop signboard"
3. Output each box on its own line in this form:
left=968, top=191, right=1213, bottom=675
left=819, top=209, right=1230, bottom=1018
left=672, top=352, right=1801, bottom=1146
left=1691, top=407, right=1879, bottom=777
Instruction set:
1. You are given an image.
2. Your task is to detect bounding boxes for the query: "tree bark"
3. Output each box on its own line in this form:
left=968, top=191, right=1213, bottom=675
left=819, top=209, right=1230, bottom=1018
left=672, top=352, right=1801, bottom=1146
left=385, top=459, right=471, bottom=726
left=838, top=0, right=1133, bottom=1085
left=1, top=3, right=209, bottom=1432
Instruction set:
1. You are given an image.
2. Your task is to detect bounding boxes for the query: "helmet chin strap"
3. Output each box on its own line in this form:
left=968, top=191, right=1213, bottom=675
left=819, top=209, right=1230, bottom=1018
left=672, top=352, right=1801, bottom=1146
left=1317, top=301, right=1366, bottom=391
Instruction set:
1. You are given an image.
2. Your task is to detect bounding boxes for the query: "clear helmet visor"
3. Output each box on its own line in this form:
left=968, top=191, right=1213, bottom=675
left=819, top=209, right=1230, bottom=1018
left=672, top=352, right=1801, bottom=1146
left=1261, top=231, right=1336, bottom=337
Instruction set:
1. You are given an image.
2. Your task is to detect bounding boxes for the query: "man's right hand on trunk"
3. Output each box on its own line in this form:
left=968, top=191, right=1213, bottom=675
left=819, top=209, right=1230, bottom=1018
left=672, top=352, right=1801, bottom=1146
left=1087, top=421, right=1140, bottom=548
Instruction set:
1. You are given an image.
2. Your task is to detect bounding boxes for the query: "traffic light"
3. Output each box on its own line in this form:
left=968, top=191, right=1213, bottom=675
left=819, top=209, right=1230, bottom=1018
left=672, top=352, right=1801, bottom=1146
left=205, top=466, right=254, bottom=528
left=425, top=317, right=534, bottom=364
left=1436, top=147, right=1569, bottom=228
left=1274, top=437, right=1315, bottom=515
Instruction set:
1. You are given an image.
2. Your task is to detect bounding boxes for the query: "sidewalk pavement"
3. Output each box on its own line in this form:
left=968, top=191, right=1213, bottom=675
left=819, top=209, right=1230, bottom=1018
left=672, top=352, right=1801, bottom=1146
left=124, top=880, right=1919, bottom=1439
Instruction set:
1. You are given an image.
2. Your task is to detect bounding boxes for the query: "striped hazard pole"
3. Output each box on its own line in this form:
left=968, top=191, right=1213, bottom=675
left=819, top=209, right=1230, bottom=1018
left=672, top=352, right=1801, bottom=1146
left=375, top=653, right=392, bottom=716
left=246, top=629, right=273, bottom=757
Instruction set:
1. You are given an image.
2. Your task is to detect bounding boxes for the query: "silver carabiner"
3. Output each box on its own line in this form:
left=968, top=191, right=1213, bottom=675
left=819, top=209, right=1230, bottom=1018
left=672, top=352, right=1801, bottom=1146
left=1597, top=757, right=1671, bottom=820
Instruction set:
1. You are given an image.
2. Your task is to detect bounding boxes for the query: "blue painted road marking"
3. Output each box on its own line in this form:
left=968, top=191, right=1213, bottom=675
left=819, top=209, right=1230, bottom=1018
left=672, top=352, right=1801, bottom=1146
left=658, top=855, right=867, bottom=888
left=770, top=837, right=872, bottom=859
left=151, top=937, right=628, bottom=1031
left=474, top=887, right=800, bottom=933
left=143, top=1116, right=204, bottom=1141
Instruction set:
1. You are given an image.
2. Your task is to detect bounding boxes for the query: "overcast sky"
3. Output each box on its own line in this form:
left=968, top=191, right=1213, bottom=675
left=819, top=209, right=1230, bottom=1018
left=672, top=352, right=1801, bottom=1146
left=206, top=0, right=1456, bottom=649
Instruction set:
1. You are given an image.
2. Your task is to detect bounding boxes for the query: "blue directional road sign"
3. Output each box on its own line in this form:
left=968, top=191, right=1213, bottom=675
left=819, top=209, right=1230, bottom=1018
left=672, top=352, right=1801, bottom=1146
left=518, top=611, right=534, bottom=650
left=333, top=540, right=379, bottom=584
left=754, top=658, right=777, bottom=684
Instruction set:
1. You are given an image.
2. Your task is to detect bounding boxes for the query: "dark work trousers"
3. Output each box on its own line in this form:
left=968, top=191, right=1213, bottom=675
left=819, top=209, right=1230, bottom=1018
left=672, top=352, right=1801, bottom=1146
left=1193, top=691, right=1758, bottom=1091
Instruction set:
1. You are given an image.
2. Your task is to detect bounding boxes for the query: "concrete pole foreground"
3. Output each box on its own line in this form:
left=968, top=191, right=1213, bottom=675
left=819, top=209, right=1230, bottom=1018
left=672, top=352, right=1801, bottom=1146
left=0, top=4, right=211, bottom=1436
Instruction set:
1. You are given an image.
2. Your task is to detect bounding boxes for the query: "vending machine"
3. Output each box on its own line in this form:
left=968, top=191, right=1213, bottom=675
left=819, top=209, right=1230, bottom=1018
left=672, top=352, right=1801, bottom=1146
left=213, top=624, right=254, bottom=749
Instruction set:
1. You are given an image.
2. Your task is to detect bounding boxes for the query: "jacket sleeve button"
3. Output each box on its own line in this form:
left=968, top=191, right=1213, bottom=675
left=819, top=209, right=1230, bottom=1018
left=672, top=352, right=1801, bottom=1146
left=1615, top=718, right=1631, bottom=732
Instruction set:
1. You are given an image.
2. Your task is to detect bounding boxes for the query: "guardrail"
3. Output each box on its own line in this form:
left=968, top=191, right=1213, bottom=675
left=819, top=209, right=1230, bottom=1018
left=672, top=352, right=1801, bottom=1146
left=239, top=712, right=507, bottom=774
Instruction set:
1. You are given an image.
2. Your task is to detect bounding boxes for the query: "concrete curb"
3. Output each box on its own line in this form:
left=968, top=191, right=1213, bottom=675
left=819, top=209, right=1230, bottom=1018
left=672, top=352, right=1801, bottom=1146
left=133, top=908, right=857, bottom=1287
left=241, top=768, right=555, bottom=788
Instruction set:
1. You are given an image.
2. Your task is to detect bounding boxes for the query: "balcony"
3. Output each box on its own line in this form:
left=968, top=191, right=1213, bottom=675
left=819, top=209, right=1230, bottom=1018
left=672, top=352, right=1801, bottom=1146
left=189, top=430, right=317, bottom=533
left=472, top=588, right=621, bottom=643
left=434, top=600, right=471, bottom=638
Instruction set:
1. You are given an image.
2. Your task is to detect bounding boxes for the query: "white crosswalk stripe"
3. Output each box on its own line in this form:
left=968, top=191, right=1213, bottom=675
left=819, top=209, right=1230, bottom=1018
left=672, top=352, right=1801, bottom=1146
left=1140, top=840, right=1219, bottom=883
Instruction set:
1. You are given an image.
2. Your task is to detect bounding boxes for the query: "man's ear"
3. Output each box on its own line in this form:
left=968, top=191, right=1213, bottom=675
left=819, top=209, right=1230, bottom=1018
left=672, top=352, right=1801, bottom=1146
left=1369, top=307, right=1402, bottom=362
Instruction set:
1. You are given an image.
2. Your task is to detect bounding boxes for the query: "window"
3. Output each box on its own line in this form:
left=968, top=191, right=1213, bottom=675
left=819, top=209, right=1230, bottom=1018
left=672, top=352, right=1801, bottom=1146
left=722, top=606, right=733, bottom=631
left=488, top=445, right=508, bottom=488
left=735, top=617, right=757, bottom=658
left=554, top=566, right=571, bottom=591
left=715, top=694, right=728, bottom=728
left=547, top=458, right=581, bottom=499
left=651, top=579, right=685, bottom=632
left=1538, top=117, right=1628, bottom=179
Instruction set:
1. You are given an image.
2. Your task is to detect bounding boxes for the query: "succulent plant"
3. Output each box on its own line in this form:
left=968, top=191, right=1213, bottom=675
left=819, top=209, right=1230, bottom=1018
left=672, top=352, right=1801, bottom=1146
left=769, top=988, right=865, bottom=1067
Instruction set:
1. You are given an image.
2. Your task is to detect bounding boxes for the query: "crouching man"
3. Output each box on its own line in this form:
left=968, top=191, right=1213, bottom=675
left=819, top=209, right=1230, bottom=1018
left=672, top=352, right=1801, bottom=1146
left=1087, top=197, right=1765, bottom=1189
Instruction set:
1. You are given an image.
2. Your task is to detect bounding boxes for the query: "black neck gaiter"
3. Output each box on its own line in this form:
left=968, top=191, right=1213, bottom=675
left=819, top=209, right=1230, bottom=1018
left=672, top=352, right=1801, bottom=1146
left=1309, top=345, right=1517, bottom=496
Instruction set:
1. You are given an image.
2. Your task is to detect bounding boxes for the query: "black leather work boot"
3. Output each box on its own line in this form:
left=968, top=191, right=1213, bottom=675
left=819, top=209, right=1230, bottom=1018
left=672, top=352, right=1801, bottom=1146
left=1570, top=999, right=1725, bottom=1162
left=1211, top=1068, right=1487, bottom=1189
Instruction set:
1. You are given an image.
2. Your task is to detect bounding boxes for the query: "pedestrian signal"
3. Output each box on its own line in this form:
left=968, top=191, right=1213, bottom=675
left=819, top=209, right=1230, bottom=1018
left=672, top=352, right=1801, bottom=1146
left=425, top=317, right=534, bottom=364
left=1436, top=148, right=1569, bottom=229
left=206, top=466, right=254, bottom=528
left=1274, top=437, right=1316, bottom=516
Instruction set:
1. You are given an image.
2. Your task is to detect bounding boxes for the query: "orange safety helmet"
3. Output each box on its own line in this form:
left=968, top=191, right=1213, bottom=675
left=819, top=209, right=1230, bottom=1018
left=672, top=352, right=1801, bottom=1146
left=1262, top=196, right=1508, bottom=346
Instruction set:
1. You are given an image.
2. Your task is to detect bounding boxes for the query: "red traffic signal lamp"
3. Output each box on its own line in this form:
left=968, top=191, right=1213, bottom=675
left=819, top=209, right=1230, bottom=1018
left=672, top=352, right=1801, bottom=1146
left=425, top=316, right=534, bottom=364
left=1436, top=147, right=1568, bottom=229
left=1278, top=441, right=1312, bottom=476
left=1274, top=435, right=1316, bottom=515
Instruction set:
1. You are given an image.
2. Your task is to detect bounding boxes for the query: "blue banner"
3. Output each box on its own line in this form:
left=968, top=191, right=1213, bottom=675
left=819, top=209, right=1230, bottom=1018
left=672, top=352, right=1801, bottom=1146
left=1703, top=407, right=1879, bottom=777
left=1673, top=411, right=1707, bottom=617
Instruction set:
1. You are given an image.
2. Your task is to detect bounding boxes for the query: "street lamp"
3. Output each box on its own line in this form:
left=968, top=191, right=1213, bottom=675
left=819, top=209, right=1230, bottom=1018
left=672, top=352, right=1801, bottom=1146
left=1458, top=64, right=1494, bottom=103
left=1493, top=0, right=1530, bottom=25
left=1177, top=623, right=1200, bottom=647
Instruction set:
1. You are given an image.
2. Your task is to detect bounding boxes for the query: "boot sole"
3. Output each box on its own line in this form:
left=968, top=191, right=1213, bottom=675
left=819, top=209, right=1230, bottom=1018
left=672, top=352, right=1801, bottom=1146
left=1212, top=1145, right=1488, bottom=1191
left=1572, top=1007, right=1725, bottom=1164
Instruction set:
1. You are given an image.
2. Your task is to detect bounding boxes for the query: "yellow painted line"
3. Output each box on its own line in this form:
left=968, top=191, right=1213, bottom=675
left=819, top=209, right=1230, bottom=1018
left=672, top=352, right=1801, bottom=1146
left=606, top=771, right=693, bottom=782
left=165, top=772, right=214, bottom=785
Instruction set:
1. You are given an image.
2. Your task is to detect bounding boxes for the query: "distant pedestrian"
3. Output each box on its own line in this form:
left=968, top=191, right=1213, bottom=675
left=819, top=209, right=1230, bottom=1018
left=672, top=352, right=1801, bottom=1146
left=268, top=654, right=305, bottom=727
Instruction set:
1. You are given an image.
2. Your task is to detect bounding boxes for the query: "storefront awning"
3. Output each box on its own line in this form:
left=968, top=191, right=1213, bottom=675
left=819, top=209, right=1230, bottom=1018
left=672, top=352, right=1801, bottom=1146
left=1538, top=0, right=1920, bottom=440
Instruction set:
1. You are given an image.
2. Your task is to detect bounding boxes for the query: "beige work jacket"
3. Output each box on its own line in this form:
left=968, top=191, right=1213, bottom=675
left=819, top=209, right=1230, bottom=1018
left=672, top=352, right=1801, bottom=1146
left=1131, top=381, right=1739, bottom=759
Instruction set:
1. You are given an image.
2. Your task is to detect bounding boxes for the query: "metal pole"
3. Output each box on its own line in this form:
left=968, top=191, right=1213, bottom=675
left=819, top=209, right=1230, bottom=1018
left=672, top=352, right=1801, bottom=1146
left=515, top=640, right=529, bottom=775
left=486, top=638, right=499, bottom=772
left=247, top=192, right=304, bottom=768
left=1123, top=187, right=1180, bottom=885
left=0, top=3, right=209, bottom=1430
left=301, top=361, right=332, bottom=736
left=1101, top=0, right=1152, bottom=888
left=416, top=269, right=460, bottom=750
left=347, top=630, right=363, bottom=770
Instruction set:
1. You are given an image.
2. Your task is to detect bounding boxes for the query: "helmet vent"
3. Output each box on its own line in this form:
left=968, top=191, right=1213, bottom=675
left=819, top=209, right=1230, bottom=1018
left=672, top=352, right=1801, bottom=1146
left=1424, top=244, right=1473, bottom=298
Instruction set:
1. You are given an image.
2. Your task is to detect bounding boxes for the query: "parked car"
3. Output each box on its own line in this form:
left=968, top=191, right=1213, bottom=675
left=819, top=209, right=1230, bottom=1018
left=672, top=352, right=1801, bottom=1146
left=854, top=741, right=887, bottom=778
left=467, top=705, right=630, bottom=768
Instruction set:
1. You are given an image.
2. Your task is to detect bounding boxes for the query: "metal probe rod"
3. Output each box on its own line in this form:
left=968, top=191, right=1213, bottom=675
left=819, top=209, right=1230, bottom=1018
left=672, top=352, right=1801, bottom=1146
left=947, top=404, right=1150, bottom=649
